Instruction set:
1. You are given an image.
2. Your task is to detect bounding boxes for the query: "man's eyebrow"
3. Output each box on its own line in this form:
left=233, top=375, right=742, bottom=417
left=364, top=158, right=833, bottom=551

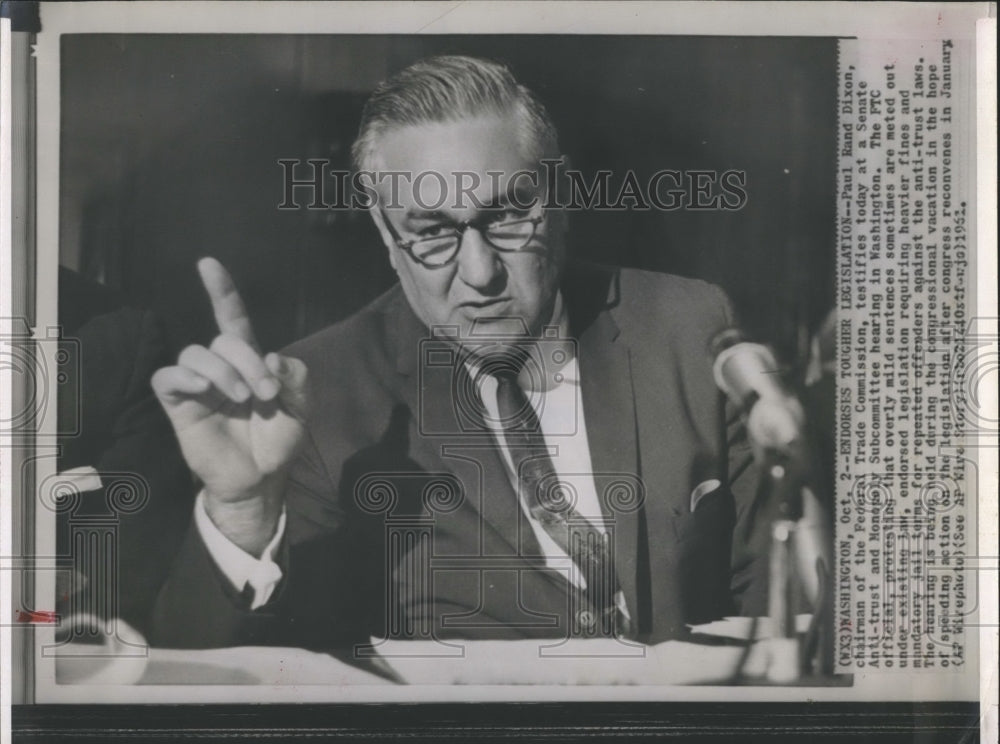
left=400, top=181, right=541, bottom=219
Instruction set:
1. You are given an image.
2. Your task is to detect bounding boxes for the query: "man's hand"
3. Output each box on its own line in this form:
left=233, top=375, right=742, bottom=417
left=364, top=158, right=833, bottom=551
left=152, top=258, right=309, bottom=556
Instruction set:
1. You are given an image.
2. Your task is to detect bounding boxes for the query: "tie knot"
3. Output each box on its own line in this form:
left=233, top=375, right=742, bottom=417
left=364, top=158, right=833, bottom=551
left=472, top=343, right=532, bottom=384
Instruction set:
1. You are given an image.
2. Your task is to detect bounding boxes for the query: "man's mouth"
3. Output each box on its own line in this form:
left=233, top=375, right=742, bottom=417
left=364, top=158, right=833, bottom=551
left=459, top=297, right=511, bottom=310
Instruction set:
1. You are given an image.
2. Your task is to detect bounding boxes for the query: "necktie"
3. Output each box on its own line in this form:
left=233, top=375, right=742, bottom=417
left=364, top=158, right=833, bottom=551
left=484, top=351, right=624, bottom=638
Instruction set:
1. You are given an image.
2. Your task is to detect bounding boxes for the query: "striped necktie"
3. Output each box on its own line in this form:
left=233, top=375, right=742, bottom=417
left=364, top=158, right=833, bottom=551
left=481, top=348, right=624, bottom=638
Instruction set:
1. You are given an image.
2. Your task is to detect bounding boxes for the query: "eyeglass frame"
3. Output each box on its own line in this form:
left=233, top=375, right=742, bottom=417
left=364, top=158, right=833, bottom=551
left=378, top=205, right=547, bottom=269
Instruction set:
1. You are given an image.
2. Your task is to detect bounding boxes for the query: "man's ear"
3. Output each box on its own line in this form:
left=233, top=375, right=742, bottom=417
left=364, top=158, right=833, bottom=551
left=369, top=208, right=399, bottom=271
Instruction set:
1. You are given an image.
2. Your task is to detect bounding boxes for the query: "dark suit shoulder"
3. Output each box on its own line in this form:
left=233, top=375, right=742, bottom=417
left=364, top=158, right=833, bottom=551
left=279, top=284, right=413, bottom=462
left=282, top=284, right=405, bottom=380
left=611, top=266, right=733, bottom=344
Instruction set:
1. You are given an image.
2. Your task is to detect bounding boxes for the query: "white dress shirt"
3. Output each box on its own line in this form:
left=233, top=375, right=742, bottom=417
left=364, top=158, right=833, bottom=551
left=194, top=493, right=285, bottom=609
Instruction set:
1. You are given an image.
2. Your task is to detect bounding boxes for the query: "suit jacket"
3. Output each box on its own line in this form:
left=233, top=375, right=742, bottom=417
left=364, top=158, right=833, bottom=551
left=151, top=263, right=773, bottom=649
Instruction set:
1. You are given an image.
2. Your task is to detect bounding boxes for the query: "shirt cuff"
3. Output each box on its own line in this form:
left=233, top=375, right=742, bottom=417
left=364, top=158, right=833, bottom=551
left=193, top=491, right=286, bottom=610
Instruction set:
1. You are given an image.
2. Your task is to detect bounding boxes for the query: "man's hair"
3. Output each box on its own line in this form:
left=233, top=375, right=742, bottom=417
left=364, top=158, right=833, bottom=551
left=351, top=55, right=560, bottom=172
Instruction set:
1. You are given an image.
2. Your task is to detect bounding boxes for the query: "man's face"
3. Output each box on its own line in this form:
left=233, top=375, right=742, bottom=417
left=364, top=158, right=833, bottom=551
left=369, top=114, right=565, bottom=343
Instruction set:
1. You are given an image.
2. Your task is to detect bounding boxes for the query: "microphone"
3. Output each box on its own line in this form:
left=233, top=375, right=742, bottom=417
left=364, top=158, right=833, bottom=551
left=711, top=329, right=805, bottom=453
left=711, top=329, right=790, bottom=411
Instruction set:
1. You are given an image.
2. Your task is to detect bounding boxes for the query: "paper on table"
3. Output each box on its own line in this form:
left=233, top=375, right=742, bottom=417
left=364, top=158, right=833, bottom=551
left=379, top=615, right=814, bottom=685
left=379, top=638, right=762, bottom=686
left=688, top=614, right=813, bottom=642
left=137, top=646, right=394, bottom=686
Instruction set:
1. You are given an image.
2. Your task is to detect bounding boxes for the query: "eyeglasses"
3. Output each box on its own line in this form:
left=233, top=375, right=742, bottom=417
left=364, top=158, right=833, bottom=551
left=380, top=208, right=546, bottom=268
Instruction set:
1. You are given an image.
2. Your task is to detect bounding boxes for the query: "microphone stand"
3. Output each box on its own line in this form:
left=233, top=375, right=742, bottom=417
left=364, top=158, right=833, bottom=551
left=762, top=455, right=803, bottom=682
left=758, top=446, right=832, bottom=683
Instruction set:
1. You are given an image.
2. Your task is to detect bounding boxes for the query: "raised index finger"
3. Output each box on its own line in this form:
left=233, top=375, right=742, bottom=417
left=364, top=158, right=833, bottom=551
left=197, top=257, right=260, bottom=350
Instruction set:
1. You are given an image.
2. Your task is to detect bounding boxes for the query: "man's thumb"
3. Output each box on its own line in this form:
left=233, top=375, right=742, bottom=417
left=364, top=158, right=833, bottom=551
left=265, top=353, right=309, bottom=417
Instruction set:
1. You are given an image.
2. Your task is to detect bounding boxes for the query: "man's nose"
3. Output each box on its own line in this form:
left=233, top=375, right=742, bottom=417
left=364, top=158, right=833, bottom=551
left=455, top=228, right=504, bottom=290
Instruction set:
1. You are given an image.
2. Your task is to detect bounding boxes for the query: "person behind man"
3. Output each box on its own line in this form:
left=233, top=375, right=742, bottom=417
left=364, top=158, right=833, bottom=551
left=56, top=268, right=196, bottom=635
left=148, top=55, right=798, bottom=650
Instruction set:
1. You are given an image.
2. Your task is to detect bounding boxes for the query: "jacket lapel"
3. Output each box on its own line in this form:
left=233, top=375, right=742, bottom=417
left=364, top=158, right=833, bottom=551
left=564, top=265, right=642, bottom=627
left=386, top=291, right=538, bottom=559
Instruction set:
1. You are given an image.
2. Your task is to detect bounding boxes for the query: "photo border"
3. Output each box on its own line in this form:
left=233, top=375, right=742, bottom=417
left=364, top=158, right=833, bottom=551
left=2, top=1, right=995, bottom=741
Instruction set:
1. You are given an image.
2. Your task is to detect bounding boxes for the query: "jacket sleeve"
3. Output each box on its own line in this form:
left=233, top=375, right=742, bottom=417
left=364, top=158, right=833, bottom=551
left=149, top=430, right=370, bottom=650
left=148, top=521, right=285, bottom=648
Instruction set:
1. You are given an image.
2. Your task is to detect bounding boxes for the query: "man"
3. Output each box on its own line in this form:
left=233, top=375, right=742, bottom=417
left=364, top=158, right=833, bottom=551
left=149, top=55, right=783, bottom=650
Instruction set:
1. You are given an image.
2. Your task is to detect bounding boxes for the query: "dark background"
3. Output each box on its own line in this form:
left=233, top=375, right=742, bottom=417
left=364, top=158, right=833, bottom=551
left=60, top=34, right=837, bottom=368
